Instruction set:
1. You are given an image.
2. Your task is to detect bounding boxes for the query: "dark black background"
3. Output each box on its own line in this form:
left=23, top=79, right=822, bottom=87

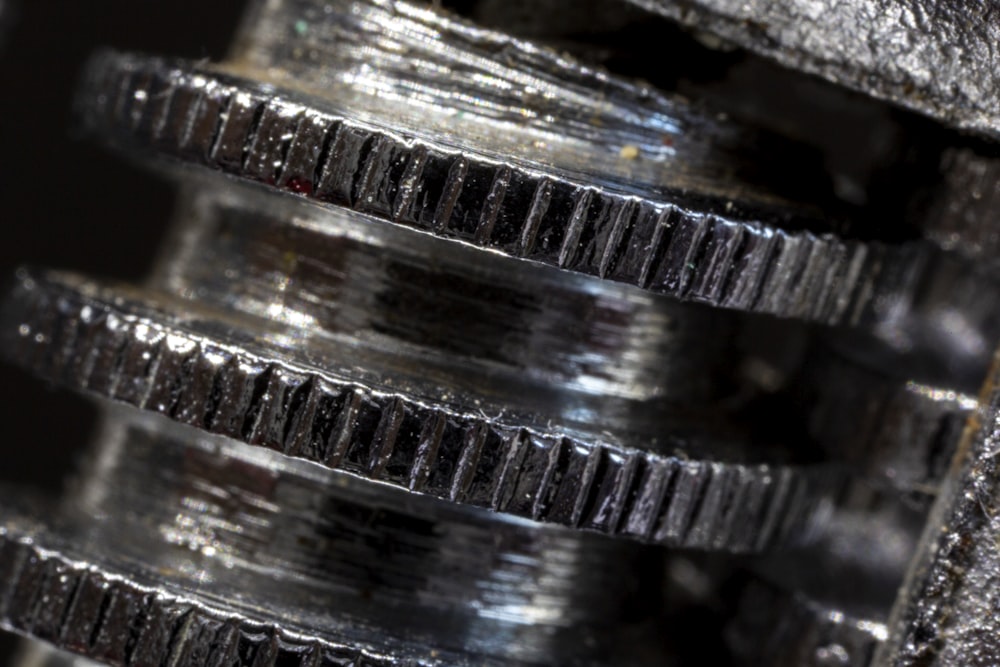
left=0, top=0, right=247, bottom=657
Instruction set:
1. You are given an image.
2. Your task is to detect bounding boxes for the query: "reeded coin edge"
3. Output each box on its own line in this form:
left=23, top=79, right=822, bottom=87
left=79, top=50, right=917, bottom=326
left=3, top=269, right=836, bottom=553
left=0, top=530, right=412, bottom=667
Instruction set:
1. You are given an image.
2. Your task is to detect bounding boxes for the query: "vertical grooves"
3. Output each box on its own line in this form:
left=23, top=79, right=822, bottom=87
left=409, top=411, right=446, bottom=492
left=53, top=574, right=85, bottom=645
left=746, top=232, right=787, bottom=313
left=96, top=319, right=132, bottom=399
left=239, top=101, right=267, bottom=171
left=282, top=377, right=322, bottom=458
left=72, top=57, right=916, bottom=327
left=155, top=69, right=191, bottom=144
left=679, top=463, right=716, bottom=546
left=352, top=135, right=386, bottom=207
left=0, top=542, right=30, bottom=622
left=200, top=357, right=230, bottom=431
left=557, top=188, right=594, bottom=268
left=571, top=447, right=606, bottom=528
left=598, top=200, right=636, bottom=278
left=654, top=462, right=699, bottom=544
left=182, top=81, right=230, bottom=161
left=9, top=272, right=830, bottom=551
left=753, top=468, right=794, bottom=551
left=122, top=595, right=153, bottom=665
left=392, top=144, right=428, bottom=222
left=675, top=214, right=717, bottom=298
left=275, top=111, right=302, bottom=186
left=368, top=397, right=406, bottom=477
left=326, top=388, right=363, bottom=468
left=240, top=364, right=276, bottom=442
left=433, top=155, right=469, bottom=231
left=638, top=206, right=676, bottom=288
left=88, top=585, right=117, bottom=651
left=200, top=86, right=232, bottom=161
left=346, top=131, right=379, bottom=208
left=622, top=459, right=672, bottom=539
left=532, top=438, right=571, bottom=521
left=739, top=230, right=782, bottom=312
left=519, top=177, right=553, bottom=256
left=836, top=243, right=872, bottom=325
left=706, top=224, right=749, bottom=306
left=139, top=337, right=168, bottom=409
left=475, top=165, right=511, bottom=243
left=311, top=120, right=341, bottom=197
left=492, top=429, right=531, bottom=512
left=607, top=452, right=641, bottom=534
left=451, top=423, right=487, bottom=502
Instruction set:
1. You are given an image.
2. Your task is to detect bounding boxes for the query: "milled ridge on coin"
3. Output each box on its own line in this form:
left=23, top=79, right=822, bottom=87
left=623, top=0, right=1000, bottom=139
left=230, top=0, right=837, bottom=213
left=78, top=50, right=959, bottom=327
left=1, top=269, right=837, bottom=552
left=0, top=532, right=402, bottom=667
left=17, top=410, right=664, bottom=667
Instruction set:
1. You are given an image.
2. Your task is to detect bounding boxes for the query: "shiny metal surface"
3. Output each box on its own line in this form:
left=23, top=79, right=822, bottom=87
left=5, top=0, right=1000, bottom=665
left=228, top=0, right=828, bottom=211
left=0, top=408, right=664, bottom=666
left=2, top=267, right=836, bottom=551
left=152, top=182, right=740, bottom=410
left=79, top=49, right=1000, bottom=336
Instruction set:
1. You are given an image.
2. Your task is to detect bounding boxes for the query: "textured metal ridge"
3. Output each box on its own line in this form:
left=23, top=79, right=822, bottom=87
left=623, top=0, right=1000, bottom=139
left=20, top=413, right=665, bottom=667
left=75, top=50, right=937, bottom=327
left=1, top=269, right=835, bottom=552
left=877, top=350, right=1000, bottom=665
left=0, top=533, right=398, bottom=667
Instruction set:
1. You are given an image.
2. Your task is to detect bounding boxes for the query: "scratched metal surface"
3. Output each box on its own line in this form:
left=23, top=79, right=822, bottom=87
left=878, top=351, right=1000, bottom=665
left=624, top=0, right=1000, bottom=139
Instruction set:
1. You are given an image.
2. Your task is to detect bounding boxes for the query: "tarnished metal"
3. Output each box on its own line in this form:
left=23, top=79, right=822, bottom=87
left=876, top=352, right=1000, bottom=665
left=623, top=0, right=1000, bottom=139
